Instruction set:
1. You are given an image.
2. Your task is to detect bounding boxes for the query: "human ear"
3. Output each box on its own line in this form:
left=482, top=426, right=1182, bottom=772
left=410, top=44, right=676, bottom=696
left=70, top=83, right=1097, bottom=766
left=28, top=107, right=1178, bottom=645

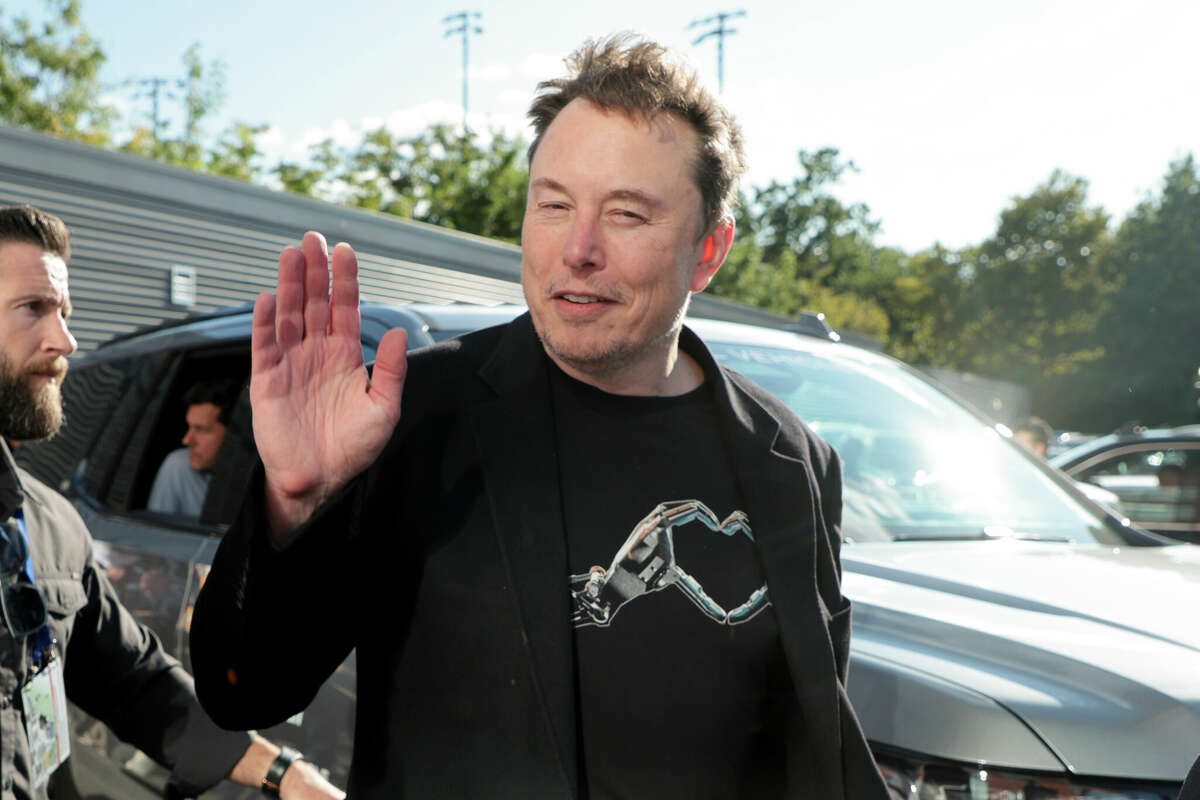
left=690, top=218, right=735, bottom=293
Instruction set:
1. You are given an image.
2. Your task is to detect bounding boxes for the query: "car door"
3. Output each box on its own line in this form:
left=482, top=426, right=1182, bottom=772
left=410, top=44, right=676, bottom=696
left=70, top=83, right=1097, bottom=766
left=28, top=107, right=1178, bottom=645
left=1070, top=442, right=1200, bottom=542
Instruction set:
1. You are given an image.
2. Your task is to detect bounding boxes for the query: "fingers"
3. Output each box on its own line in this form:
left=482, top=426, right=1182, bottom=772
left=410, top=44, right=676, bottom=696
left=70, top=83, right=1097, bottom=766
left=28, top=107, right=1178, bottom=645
left=302, top=232, right=331, bottom=338
left=276, top=232, right=357, bottom=346
left=250, top=292, right=280, bottom=375
left=329, top=241, right=361, bottom=338
left=276, top=245, right=306, bottom=348
left=369, top=327, right=409, bottom=419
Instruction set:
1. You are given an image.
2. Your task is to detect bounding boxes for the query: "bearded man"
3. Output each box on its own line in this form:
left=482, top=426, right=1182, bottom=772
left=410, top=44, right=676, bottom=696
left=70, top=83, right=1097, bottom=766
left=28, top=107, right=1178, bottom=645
left=0, top=204, right=342, bottom=800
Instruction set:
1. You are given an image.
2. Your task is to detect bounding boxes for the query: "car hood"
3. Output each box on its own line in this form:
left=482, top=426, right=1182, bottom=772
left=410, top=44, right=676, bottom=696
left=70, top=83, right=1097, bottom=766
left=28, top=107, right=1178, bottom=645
left=842, top=540, right=1200, bottom=780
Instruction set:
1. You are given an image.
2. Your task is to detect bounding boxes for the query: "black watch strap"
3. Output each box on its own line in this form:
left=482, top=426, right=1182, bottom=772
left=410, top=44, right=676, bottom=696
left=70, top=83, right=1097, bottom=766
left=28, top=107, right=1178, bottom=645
left=261, top=746, right=302, bottom=797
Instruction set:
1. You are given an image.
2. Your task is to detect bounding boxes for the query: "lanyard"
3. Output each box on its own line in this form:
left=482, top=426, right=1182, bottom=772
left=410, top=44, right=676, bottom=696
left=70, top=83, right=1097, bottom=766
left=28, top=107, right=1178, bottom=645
left=5, top=510, right=52, bottom=666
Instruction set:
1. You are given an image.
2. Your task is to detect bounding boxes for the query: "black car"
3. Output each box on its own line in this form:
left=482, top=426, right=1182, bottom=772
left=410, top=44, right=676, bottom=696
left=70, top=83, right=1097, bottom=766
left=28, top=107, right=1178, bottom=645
left=1050, top=425, right=1200, bottom=543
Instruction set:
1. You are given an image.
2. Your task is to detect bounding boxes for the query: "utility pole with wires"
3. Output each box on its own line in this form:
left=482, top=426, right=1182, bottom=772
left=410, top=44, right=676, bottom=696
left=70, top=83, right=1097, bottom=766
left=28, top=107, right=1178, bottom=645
left=443, top=11, right=483, bottom=132
left=688, top=10, right=746, bottom=93
left=118, top=75, right=186, bottom=143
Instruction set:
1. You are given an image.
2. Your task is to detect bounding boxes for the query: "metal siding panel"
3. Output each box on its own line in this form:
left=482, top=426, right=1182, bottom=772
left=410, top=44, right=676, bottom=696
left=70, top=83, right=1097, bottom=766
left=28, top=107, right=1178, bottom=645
left=0, top=129, right=528, bottom=352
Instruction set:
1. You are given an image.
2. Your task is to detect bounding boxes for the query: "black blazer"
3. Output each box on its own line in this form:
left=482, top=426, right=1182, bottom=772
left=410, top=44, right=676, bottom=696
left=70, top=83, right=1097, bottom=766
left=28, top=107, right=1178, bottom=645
left=191, top=314, right=888, bottom=799
left=1181, top=754, right=1200, bottom=800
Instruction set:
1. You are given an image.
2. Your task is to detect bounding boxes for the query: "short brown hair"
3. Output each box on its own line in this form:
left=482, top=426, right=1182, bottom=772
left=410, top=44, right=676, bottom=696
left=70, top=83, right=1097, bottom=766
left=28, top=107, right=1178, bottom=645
left=183, top=378, right=242, bottom=427
left=1015, top=416, right=1053, bottom=448
left=0, top=204, right=70, bottom=262
left=527, top=33, right=747, bottom=237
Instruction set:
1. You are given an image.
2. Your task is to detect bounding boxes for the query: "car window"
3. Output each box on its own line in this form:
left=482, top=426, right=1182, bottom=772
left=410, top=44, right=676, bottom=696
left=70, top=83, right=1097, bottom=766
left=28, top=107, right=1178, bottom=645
left=708, top=340, right=1120, bottom=545
left=134, top=350, right=251, bottom=522
left=103, top=355, right=189, bottom=511
left=79, top=352, right=179, bottom=507
left=52, top=346, right=250, bottom=529
left=1076, top=445, right=1200, bottom=528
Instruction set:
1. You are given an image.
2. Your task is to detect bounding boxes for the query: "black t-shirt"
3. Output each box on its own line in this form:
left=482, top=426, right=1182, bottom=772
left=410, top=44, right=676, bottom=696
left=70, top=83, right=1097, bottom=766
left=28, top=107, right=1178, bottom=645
left=550, top=362, right=790, bottom=800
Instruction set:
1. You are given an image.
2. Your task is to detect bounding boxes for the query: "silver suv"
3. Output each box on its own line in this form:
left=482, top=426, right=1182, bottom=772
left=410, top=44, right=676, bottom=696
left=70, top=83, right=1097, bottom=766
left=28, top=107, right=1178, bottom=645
left=18, top=304, right=1198, bottom=799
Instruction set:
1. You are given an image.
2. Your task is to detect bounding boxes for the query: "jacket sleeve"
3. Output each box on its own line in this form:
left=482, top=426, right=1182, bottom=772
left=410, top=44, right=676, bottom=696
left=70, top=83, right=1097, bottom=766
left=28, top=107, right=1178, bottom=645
left=62, top=538, right=251, bottom=794
left=190, top=461, right=368, bottom=730
left=189, top=342, right=457, bottom=731
left=1180, top=752, right=1200, bottom=800
left=813, top=444, right=852, bottom=685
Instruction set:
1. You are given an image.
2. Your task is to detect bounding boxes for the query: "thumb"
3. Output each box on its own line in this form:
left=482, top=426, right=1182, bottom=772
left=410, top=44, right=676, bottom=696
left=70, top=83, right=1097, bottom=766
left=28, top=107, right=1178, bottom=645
left=369, top=327, right=408, bottom=419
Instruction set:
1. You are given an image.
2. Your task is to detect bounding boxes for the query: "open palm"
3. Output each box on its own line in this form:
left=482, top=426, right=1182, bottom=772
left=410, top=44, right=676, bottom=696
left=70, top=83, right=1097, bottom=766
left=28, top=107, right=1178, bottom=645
left=250, top=232, right=408, bottom=538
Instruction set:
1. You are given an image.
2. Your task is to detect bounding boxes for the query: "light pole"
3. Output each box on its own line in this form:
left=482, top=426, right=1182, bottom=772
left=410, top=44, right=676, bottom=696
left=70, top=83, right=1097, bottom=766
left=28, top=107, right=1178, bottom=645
left=120, top=75, right=186, bottom=144
left=688, top=10, right=746, bottom=93
left=443, top=11, right=483, bottom=133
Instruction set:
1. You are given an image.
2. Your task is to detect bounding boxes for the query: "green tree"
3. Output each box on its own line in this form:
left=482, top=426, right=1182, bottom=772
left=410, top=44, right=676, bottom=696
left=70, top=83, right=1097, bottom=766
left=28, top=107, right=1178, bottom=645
left=205, top=121, right=267, bottom=182
left=274, top=138, right=341, bottom=198
left=1074, top=156, right=1200, bottom=428
left=950, top=172, right=1114, bottom=412
left=339, top=126, right=416, bottom=217
left=870, top=245, right=972, bottom=366
left=119, top=42, right=228, bottom=169
left=176, top=41, right=227, bottom=165
left=742, top=148, right=879, bottom=287
left=710, top=150, right=888, bottom=338
left=410, top=125, right=527, bottom=241
left=0, top=0, right=111, bottom=143
left=283, top=124, right=529, bottom=242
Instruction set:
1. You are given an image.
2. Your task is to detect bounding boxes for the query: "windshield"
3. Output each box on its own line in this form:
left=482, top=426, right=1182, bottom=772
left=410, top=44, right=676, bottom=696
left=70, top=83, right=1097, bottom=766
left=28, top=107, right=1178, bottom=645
left=708, top=340, right=1123, bottom=545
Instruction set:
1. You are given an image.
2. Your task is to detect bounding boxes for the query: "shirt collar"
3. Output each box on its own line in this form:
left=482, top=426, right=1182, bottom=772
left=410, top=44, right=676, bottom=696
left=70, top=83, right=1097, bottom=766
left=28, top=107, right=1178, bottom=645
left=0, top=439, right=29, bottom=522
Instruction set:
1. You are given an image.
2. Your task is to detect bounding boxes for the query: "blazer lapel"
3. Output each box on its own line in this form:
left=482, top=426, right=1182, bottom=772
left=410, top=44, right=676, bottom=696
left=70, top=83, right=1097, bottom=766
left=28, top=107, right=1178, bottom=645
left=694, top=329, right=847, bottom=798
left=468, top=315, right=578, bottom=795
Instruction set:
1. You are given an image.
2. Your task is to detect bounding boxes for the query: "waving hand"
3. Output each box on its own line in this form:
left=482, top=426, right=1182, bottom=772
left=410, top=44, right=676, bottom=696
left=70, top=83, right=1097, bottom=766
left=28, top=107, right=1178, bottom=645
left=250, top=232, right=408, bottom=541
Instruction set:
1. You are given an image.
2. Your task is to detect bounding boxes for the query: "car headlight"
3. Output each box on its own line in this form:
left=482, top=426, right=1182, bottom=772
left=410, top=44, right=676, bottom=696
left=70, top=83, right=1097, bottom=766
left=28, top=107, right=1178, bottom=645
left=874, top=748, right=1179, bottom=799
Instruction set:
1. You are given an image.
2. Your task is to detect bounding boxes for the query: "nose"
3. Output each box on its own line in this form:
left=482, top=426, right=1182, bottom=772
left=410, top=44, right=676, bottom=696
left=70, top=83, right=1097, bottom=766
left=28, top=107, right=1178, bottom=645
left=43, top=313, right=76, bottom=357
left=182, top=429, right=194, bottom=447
left=562, top=213, right=604, bottom=271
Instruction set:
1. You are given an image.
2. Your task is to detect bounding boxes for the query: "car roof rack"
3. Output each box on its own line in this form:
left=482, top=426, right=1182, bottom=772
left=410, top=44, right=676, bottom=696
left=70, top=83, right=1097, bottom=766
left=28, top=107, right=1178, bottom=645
left=781, top=311, right=841, bottom=342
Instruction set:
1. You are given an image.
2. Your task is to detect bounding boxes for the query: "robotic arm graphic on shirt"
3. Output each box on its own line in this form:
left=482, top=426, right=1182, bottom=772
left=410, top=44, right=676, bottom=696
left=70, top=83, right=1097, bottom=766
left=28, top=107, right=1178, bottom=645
left=569, top=500, right=770, bottom=628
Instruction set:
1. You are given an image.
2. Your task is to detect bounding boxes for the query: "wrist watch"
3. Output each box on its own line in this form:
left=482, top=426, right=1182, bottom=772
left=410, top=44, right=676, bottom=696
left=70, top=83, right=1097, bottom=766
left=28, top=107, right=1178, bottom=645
left=261, top=746, right=303, bottom=797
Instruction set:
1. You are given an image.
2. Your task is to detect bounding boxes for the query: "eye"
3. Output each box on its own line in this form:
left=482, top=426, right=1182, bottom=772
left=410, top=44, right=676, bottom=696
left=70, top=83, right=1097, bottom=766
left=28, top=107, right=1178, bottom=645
left=610, top=209, right=647, bottom=226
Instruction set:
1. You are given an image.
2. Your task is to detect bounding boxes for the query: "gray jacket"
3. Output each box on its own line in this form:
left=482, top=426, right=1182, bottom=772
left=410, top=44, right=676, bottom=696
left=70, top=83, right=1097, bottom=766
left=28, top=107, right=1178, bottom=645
left=0, top=440, right=248, bottom=799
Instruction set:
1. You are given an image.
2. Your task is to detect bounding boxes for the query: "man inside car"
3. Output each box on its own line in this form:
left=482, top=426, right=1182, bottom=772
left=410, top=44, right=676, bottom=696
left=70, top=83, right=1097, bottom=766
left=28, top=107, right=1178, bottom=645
left=147, top=378, right=240, bottom=518
left=192, top=35, right=889, bottom=799
left=0, top=204, right=343, bottom=799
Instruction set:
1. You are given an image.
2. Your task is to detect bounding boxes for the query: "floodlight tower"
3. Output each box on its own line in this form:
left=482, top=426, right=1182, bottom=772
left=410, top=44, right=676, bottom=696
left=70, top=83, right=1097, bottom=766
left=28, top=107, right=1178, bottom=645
left=443, top=11, right=483, bottom=131
left=688, top=10, right=747, bottom=93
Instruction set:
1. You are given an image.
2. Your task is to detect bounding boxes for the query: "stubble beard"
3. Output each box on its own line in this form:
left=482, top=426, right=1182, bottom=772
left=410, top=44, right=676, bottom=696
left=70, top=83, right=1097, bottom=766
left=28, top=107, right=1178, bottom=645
left=535, top=294, right=691, bottom=380
left=0, top=355, right=66, bottom=442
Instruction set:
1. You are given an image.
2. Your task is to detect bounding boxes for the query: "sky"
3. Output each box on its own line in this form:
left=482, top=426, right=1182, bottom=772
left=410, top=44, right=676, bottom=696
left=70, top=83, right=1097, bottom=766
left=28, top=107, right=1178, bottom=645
left=12, top=0, right=1200, bottom=253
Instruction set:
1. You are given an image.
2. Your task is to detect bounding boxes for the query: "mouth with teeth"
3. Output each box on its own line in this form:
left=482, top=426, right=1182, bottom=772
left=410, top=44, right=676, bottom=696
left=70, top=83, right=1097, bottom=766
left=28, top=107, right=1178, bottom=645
left=546, top=285, right=623, bottom=319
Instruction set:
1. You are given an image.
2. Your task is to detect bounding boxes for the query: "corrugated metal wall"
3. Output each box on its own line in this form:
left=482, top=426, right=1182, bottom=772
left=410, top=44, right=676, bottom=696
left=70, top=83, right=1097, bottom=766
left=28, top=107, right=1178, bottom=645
left=0, top=126, right=526, bottom=353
